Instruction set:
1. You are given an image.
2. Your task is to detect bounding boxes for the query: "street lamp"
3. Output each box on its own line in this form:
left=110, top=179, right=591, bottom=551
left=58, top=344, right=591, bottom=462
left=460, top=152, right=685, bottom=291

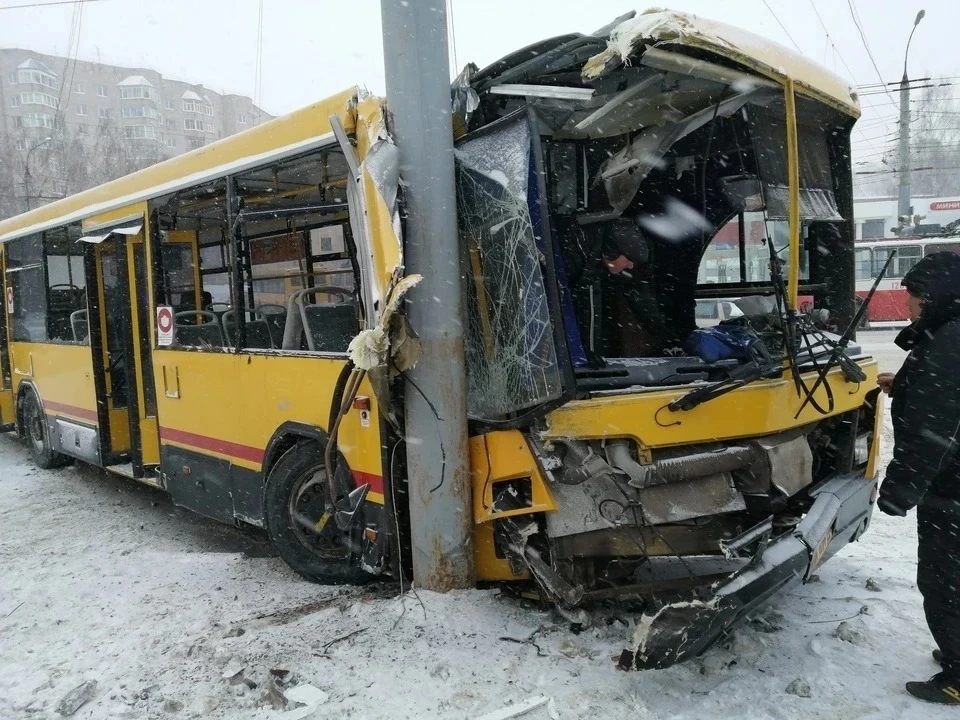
left=23, top=135, right=53, bottom=212
left=897, top=9, right=926, bottom=231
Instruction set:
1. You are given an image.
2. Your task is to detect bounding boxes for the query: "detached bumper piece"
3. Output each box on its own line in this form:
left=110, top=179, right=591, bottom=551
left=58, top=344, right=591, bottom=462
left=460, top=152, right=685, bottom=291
left=618, top=472, right=877, bottom=670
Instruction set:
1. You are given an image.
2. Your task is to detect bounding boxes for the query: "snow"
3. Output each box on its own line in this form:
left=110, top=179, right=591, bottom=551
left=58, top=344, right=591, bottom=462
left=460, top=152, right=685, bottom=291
left=0, top=337, right=952, bottom=719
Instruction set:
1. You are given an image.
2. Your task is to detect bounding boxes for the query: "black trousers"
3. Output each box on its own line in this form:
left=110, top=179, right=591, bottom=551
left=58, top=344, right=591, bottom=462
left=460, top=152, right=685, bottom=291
left=918, top=501, right=960, bottom=677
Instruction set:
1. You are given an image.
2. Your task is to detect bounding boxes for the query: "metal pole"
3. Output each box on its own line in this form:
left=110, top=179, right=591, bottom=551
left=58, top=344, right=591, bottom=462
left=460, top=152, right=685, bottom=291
left=898, top=10, right=925, bottom=232
left=380, top=0, right=474, bottom=590
left=897, top=75, right=911, bottom=230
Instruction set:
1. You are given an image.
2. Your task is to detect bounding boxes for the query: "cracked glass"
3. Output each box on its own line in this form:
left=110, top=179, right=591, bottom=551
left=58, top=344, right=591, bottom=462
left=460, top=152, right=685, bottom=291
left=455, top=116, right=563, bottom=421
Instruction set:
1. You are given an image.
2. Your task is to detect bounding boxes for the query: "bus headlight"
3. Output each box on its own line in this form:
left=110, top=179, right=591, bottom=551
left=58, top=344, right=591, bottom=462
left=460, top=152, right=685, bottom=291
left=854, top=434, right=871, bottom=466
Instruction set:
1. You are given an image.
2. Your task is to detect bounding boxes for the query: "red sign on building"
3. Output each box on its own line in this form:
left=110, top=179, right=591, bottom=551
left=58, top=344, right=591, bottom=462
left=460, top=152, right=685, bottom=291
left=930, top=200, right=960, bottom=211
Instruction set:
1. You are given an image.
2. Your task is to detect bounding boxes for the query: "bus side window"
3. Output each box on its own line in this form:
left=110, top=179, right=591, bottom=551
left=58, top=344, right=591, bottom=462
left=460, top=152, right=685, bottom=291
left=234, top=148, right=360, bottom=353
left=150, top=178, right=232, bottom=351
left=894, top=245, right=922, bottom=278
left=43, top=224, right=87, bottom=344
left=855, top=247, right=874, bottom=280
left=5, top=233, right=47, bottom=343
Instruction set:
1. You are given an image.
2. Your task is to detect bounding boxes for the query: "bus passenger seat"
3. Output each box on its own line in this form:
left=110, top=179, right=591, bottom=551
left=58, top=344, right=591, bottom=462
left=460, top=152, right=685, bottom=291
left=70, top=309, right=89, bottom=343
left=302, top=303, right=358, bottom=352
left=174, top=310, right=224, bottom=347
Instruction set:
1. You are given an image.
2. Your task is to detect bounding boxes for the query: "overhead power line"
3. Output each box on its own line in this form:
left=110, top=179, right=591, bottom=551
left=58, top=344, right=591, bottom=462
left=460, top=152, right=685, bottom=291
left=846, top=0, right=898, bottom=108
left=760, top=0, right=803, bottom=53
left=0, top=0, right=108, bottom=9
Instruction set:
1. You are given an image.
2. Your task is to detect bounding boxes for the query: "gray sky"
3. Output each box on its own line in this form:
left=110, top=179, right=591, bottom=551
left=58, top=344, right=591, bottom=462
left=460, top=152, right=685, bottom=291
left=1, top=0, right=956, bottom=166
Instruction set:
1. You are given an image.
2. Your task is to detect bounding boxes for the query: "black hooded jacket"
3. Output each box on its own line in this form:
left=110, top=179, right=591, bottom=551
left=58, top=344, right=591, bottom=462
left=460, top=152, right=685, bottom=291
left=879, top=252, right=960, bottom=513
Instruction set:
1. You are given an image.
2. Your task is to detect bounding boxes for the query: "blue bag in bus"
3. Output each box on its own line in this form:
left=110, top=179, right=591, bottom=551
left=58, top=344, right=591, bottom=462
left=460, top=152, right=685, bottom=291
left=683, top=325, right=759, bottom=363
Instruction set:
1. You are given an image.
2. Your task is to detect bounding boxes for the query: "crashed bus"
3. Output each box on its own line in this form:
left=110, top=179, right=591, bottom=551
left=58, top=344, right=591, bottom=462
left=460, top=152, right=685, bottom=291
left=0, top=9, right=882, bottom=669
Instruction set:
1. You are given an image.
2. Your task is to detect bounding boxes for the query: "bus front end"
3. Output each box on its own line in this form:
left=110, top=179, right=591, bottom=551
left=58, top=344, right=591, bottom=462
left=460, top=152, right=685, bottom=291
left=453, top=10, right=881, bottom=668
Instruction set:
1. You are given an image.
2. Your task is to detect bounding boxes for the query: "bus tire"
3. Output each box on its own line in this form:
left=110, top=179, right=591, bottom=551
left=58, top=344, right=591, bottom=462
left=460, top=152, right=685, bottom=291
left=263, top=440, right=370, bottom=585
left=21, top=390, right=69, bottom=470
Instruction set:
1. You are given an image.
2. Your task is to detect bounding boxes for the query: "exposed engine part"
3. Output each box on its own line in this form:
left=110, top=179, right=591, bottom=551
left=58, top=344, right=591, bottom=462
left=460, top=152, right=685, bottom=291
left=635, top=472, right=746, bottom=525
left=606, top=439, right=758, bottom=489
left=738, top=431, right=814, bottom=496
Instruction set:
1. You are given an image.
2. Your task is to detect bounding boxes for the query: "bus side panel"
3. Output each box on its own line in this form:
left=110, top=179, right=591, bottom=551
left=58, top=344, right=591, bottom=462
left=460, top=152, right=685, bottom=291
left=11, top=341, right=100, bottom=463
left=152, top=350, right=384, bottom=525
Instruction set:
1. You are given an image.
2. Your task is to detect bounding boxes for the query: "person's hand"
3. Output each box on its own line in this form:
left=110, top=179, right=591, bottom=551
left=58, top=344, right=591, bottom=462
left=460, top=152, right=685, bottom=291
left=877, top=372, right=895, bottom=395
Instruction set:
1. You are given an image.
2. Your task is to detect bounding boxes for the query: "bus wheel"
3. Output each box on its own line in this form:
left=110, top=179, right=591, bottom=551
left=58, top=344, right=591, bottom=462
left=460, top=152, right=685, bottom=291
left=263, top=440, right=369, bottom=584
left=21, top=391, right=69, bottom=470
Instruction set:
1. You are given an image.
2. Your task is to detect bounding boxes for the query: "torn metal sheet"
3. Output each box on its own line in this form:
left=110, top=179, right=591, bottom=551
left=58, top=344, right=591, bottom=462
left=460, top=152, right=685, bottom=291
left=579, top=9, right=858, bottom=115
left=598, top=87, right=776, bottom=213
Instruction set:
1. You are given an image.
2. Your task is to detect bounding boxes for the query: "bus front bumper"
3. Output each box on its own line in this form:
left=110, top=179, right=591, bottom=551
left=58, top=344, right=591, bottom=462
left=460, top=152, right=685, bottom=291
left=618, top=471, right=878, bottom=670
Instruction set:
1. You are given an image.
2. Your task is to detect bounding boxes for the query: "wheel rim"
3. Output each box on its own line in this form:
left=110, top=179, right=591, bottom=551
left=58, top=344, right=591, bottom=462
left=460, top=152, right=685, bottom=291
left=287, top=465, right=351, bottom=560
left=26, top=399, right=45, bottom=454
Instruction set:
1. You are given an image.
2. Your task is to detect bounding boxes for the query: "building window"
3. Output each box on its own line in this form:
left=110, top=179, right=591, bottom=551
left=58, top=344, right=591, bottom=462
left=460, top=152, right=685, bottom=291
left=165, top=119, right=176, bottom=130
left=165, top=137, right=176, bottom=149
left=76, top=104, right=87, bottom=116
left=17, top=91, right=59, bottom=109
left=96, top=85, right=106, bottom=97
left=11, top=96, right=19, bottom=108
left=123, top=124, right=160, bottom=140
left=861, top=219, right=886, bottom=239
left=184, top=118, right=203, bottom=131
left=7, top=72, right=16, bottom=84
left=77, top=124, right=87, bottom=136
left=182, top=99, right=203, bottom=114
left=15, top=113, right=55, bottom=129
left=99, top=107, right=110, bottom=119
left=187, top=137, right=205, bottom=150
left=17, top=69, right=59, bottom=90
left=121, top=105, right=159, bottom=120
left=204, top=122, right=215, bottom=134
left=164, top=99, right=174, bottom=110
left=203, top=103, right=213, bottom=116
left=15, top=139, right=25, bottom=151
left=120, top=85, right=155, bottom=100
left=237, top=114, right=248, bottom=125
left=75, top=82, right=85, bottom=94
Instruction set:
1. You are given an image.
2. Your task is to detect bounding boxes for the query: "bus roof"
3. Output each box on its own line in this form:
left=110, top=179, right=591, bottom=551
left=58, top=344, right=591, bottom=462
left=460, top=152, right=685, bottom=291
left=0, top=87, right=360, bottom=244
left=590, top=10, right=859, bottom=116
left=856, top=236, right=960, bottom=246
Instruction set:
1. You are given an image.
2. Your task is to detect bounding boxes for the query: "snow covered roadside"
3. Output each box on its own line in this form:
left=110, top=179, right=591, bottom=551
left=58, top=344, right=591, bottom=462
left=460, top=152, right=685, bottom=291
left=0, top=409, right=954, bottom=720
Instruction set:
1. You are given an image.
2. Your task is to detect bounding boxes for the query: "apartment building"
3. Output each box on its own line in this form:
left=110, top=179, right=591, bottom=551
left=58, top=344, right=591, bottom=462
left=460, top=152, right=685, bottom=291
left=0, top=48, right=271, bottom=213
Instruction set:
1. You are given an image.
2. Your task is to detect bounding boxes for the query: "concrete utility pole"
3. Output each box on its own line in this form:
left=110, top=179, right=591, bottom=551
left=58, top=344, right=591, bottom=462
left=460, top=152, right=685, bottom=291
left=898, top=9, right=926, bottom=232
left=380, top=0, right=474, bottom=590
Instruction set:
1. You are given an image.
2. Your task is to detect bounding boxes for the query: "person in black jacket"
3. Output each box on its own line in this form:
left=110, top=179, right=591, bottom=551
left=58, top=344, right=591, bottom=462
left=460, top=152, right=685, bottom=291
left=876, top=251, right=960, bottom=705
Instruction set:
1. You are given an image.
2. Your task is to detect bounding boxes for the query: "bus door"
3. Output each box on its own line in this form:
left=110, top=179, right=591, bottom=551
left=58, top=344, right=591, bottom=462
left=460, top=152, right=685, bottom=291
left=92, top=225, right=160, bottom=480
left=0, top=246, right=13, bottom=430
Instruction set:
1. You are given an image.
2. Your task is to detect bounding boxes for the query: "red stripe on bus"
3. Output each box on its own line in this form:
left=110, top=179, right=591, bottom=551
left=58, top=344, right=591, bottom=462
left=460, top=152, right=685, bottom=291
left=43, top=400, right=98, bottom=423
left=353, top=470, right=384, bottom=495
left=159, top=426, right=265, bottom=465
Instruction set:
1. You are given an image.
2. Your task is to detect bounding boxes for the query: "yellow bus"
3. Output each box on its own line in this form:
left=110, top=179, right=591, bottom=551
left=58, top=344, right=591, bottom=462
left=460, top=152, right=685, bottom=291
left=0, top=10, right=882, bottom=668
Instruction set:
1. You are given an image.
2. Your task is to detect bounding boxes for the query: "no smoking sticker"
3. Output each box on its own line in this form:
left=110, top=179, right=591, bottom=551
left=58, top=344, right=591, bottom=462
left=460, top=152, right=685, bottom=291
left=156, top=305, right=174, bottom=346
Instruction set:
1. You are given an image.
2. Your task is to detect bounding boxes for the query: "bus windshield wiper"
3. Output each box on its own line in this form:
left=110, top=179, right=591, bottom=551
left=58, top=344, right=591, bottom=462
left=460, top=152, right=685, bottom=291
left=793, top=249, right=896, bottom=418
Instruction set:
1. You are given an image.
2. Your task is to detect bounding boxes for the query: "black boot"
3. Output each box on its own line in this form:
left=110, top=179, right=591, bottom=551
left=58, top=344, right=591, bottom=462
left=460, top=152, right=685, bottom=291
left=906, top=672, right=960, bottom=705
left=935, top=649, right=944, bottom=665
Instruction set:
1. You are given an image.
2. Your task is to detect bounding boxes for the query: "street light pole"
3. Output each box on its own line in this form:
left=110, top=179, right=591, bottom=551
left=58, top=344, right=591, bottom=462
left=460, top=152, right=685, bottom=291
left=22, top=135, right=53, bottom=212
left=898, top=9, right=926, bottom=233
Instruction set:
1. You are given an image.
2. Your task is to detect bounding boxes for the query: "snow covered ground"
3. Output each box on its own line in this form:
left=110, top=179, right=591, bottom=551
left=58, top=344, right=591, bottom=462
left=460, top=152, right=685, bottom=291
left=2, top=335, right=950, bottom=720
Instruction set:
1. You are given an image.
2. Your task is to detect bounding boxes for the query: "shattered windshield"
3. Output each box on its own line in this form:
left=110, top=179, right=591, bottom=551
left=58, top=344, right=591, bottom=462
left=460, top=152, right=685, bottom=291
left=455, top=115, right=564, bottom=421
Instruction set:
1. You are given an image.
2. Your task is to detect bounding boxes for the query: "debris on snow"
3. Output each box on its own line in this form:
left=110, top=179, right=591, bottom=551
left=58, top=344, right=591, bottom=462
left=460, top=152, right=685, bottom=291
left=785, top=678, right=813, bottom=698
left=475, top=695, right=551, bottom=720
left=834, top=621, right=867, bottom=645
left=55, top=680, right=97, bottom=716
left=865, top=578, right=882, bottom=592
left=283, top=683, right=329, bottom=707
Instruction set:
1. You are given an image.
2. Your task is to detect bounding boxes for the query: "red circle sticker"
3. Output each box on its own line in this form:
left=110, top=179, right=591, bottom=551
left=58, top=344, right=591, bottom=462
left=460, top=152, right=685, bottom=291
left=157, top=307, right=173, bottom=332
